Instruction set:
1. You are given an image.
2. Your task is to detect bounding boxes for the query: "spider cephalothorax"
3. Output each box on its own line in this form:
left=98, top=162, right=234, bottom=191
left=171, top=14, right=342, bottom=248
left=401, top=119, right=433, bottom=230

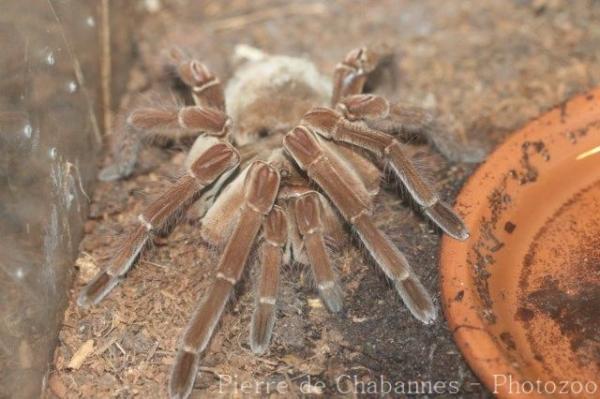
left=80, top=46, right=468, bottom=399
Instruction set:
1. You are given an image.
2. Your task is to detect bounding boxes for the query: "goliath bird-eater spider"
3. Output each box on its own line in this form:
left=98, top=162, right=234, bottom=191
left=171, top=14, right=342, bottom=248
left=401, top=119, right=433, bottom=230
left=78, top=46, right=469, bottom=399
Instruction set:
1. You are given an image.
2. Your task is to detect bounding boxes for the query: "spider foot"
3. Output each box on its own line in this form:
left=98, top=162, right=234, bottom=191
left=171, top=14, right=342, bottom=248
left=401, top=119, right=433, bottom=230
left=317, top=281, right=344, bottom=313
left=394, top=275, right=437, bottom=324
left=250, top=303, right=276, bottom=355
left=77, top=271, right=121, bottom=307
left=97, top=125, right=142, bottom=181
left=168, top=350, right=199, bottom=399
left=295, top=192, right=345, bottom=313
left=98, top=161, right=136, bottom=182
left=250, top=206, right=286, bottom=355
left=425, top=201, right=469, bottom=241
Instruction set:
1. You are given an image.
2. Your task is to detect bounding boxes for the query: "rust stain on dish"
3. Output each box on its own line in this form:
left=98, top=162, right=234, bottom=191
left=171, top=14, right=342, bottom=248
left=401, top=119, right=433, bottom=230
left=440, top=89, right=600, bottom=398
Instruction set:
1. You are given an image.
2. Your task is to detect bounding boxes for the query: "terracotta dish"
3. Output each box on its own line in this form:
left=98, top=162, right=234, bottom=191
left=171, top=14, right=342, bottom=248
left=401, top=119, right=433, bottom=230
left=440, top=89, right=600, bottom=398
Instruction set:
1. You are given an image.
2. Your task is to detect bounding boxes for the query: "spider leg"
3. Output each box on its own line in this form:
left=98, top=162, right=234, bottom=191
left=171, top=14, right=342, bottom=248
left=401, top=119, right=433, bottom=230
left=169, top=48, right=226, bottom=110
left=338, top=94, right=487, bottom=163
left=78, top=138, right=240, bottom=306
left=284, top=127, right=435, bottom=324
left=250, top=205, right=287, bottom=354
left=199, top=164, right=249, bottom=246
left=335, top=94, right=432, bottom=137
left=127, top=105, right=231, bottom=140
left=169, top=161, right=280, bottom=399
left=98, top=105, right=231, bottom=181
left=302, top=105, right=469, bottom=241
left=97, top=121, right=143, bottom=182
left=99, top=54, right=229, bottom=182
left=294, top=191, right=343, bottom=313
left=331, top=47, right=380, bottom=106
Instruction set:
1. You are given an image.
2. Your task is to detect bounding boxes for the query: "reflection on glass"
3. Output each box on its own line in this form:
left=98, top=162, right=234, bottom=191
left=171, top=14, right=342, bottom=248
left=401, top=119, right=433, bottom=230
left=0, top=1, right=100, bottom=397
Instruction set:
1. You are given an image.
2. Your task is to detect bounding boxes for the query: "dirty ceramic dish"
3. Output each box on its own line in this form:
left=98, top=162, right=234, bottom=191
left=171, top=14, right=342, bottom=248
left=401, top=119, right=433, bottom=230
left=441, top=89, right=600, bottom=398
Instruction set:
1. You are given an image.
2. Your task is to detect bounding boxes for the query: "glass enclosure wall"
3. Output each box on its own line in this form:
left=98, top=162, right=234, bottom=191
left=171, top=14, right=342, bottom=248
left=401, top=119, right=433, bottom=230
left=0, top=1, right=108, bottom=396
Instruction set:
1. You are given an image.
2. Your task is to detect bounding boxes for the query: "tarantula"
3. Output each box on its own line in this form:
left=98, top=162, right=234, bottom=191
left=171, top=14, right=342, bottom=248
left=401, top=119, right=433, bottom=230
left=78, top=46, right=468, bottom=399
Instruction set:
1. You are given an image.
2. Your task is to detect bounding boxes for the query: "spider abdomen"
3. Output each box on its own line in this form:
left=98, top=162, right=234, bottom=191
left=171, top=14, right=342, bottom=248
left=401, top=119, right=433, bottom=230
left=225, top=47, right=332, bottom=145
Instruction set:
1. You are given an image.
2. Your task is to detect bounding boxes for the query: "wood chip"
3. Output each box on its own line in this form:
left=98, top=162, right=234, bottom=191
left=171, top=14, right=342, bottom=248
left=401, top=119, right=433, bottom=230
left=307, top=298, right=322, bottom=308
left=351, top=315, right=368, bottom=323
left=67, top=339, right=95, bottom=369
left=75, top=252, right=99, bottom=281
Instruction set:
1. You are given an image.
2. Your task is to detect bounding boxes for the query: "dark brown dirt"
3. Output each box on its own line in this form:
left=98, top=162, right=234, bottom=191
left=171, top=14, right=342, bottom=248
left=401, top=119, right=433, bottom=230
left=518, top=185, right=600, bottom=369
left=46, top=1, right=600, bottom=398
left=527, top=278, right=600, bottom=363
